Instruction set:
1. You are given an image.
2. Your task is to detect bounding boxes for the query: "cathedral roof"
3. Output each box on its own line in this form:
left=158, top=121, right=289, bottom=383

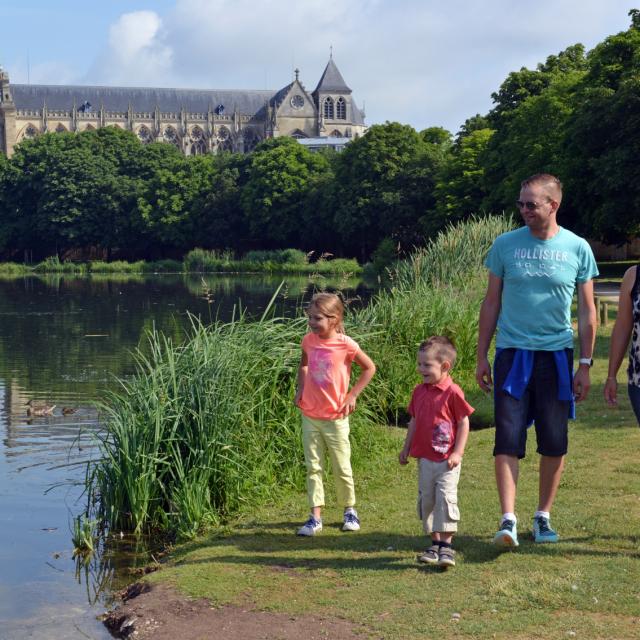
left=10, top=84, right=275, bottom=115
left=313, top=58, right=351, bottom=93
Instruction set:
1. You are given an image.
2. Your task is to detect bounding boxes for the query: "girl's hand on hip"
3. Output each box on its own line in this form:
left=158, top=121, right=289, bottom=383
left=340, top=393, right=357, bottom=416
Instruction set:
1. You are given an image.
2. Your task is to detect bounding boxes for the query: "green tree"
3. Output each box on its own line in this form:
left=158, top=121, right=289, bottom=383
left=429, top=128, right=495, bottom=232
left=240, top=137, right=332, bottom=248
left=332, top=122, right=442, bottom=256
left=563, top=14, right=640, bottom=242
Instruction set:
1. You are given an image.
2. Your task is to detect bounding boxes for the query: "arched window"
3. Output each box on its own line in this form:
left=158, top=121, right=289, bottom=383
left=216, top=127, right=233, bottom=152
left=243, top=128, right=260, bottom=152
left=290, top=129, right=307, bottom=139
left=23, top=124, right=38, bottom=139
left=191, top=140, right=207, bottom=155
left=330, top=129, right=342, bottom=138
left=55, top=124, right=67, bottom=133
left=137, top=126, right=152, bottom=143
left=323, top=97, right=334, bottom=119
left=163, top=126, right=180, bottom=147
left=189, top=127, right=206, bottom=154
left=336, top=97, right=346, bottom=120
left=84, top=124, right=95, bottom=131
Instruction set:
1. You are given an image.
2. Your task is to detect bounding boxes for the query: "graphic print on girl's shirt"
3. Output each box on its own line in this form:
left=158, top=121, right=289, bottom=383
left=432, top=421, right=453, bottom=454
left=309, top=347, right=333, bottom=389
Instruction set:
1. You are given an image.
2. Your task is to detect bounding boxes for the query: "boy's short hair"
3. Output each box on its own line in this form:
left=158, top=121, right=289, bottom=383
left=419, top=336, right=457, bottom=367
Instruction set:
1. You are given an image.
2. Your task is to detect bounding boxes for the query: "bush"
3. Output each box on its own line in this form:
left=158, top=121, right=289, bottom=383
left=33, top=256, right=86, bottom=274
left=243, top=249, right=308, bottom=265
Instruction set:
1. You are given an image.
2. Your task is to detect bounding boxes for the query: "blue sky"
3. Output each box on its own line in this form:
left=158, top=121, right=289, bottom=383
left=0, top=1, right=635, bottom=133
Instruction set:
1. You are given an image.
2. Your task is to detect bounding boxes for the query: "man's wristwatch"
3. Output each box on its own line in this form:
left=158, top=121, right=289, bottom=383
left=578, top=357, right=593, bottom=367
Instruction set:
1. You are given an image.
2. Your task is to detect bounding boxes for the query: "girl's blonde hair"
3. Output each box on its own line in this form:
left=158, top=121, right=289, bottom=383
left=308, top=292, right=345, bottom=333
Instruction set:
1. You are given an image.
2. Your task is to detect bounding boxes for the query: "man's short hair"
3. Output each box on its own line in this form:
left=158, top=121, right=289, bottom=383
left=418, top=336, right=457, bottom=367
left=521, top=173, right=563, bottom=203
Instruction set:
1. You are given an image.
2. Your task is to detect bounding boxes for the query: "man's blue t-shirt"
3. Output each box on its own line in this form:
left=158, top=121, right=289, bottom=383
left=485, top=226, right=599, bottom=351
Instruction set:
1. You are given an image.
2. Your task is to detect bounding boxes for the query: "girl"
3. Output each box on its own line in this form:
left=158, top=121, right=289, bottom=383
left=294, top=293, right=376, bottom=536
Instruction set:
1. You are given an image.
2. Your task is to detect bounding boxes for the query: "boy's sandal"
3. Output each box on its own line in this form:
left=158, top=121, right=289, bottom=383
left=417, top=545, right=440, bottom=564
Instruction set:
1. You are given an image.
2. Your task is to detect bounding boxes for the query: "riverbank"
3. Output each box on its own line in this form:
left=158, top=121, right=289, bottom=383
left=0, top=249, right=362, bottom=276
left=103, top=326, right=640, bottom=639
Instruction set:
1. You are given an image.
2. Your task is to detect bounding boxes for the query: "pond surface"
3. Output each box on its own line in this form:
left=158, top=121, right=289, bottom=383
left=0, top=273, right=373, bottom=639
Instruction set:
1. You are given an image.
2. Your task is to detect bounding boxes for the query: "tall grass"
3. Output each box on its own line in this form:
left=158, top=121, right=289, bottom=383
left=183, top=247, right=361, bottom=275
left=0, top=262, right=30, bottom=275
left=33, top=256, right=87, bottom=274
left=356, top=215, right=517, bottom=416
left=86, top=215, right=515, bottom=538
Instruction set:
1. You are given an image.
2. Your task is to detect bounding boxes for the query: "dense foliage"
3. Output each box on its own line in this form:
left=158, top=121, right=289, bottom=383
left=0, top=11, right=638, bottom=260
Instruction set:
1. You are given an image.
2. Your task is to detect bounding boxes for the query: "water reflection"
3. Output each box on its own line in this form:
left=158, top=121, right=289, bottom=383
left=0, top=273, right=374, bottom=639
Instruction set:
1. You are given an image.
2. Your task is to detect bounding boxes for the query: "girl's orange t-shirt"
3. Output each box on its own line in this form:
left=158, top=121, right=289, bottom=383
left=298, top=332, right=360, bottom=420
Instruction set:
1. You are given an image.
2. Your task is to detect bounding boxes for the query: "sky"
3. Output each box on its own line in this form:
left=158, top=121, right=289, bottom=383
left=0, top=0, right=635, bottom=134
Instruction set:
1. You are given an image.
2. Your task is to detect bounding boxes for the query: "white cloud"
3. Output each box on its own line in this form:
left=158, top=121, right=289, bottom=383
left=87, top=11, right=173, bottom=86
left=82, top=0, right=634, bottom=131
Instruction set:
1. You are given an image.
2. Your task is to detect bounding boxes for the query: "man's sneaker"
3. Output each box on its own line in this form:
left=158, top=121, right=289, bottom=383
left=342, top=509, right=360, bottom=532
left=493, top=519, right=519, bottom=548
left=437, top=546, right=456, bottom=567
left=417, top=545, right=440, bottom=564
left=532, top=515, right=559, bottom=543
left=297, top=516, right=322, bottom=536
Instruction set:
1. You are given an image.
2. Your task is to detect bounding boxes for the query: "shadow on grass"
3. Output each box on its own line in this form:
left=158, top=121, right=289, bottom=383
left=169, top=521, right=640, bottom=577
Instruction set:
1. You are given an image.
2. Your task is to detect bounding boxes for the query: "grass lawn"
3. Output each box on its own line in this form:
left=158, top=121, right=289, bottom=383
left=142, top=324, right=640, bottom=639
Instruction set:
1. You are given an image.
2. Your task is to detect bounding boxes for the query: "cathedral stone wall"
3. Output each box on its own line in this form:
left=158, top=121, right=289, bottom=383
left=0, top=58, right=366, bottom=157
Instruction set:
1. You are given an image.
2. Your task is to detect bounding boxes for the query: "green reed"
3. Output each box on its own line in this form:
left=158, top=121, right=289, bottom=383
left=86, top=216, right=514, bottom=537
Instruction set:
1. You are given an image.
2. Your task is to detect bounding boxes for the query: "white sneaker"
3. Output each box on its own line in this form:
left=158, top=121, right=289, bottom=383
left=342, top=508, right=360, bottom=532
left=297, top=515, right=322, bottom=536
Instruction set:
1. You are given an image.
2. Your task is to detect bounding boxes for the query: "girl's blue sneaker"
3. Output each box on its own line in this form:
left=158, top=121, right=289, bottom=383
left=533, top=515, right=558, bottom=543
left=297, top=516, right=322, bottom=536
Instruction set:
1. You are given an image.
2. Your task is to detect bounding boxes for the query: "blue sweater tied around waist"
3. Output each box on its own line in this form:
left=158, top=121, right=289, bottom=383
left=495, top=348, right=575, bottom=422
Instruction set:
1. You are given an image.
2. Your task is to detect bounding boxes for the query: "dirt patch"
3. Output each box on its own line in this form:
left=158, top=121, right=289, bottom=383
left=103, top=581, right=369, bottom=639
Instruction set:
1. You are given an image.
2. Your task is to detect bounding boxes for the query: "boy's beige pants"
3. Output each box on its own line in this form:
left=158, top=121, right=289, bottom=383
left=301, top=414, right=356, bottom=509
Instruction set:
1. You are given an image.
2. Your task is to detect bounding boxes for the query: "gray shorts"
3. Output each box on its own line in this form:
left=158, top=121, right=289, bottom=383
left=416, top=458, right=461, bottom=534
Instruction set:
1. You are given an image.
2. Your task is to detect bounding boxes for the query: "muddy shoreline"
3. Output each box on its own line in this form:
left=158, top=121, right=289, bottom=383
left=103, top=580, right=368, bottom=639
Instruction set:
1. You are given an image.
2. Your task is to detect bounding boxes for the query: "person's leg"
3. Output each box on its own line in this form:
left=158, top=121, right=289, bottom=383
left=492, top=349, right=528, bottom=546
left=323, top=417, right=356, bottom=509
left=495, top=454, right=519, bottom=514
left=538, top=455, right=565, bottom=513
left=432, top=462, right=461, bottom=567
left=298, top=415, right=325, bottom=535
left=531, top=351, right=570, bottom=542
left=416, top=459, right=440, bottom=563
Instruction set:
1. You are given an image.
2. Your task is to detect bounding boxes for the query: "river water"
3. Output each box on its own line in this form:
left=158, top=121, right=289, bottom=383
left=0, top=273, right=372, bottom=640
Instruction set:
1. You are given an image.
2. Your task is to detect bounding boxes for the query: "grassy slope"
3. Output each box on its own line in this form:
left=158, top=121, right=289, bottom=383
left=141, top=322, right=640, bottom=639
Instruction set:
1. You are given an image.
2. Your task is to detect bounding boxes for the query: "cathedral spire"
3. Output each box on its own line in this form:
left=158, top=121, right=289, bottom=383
left=313, top=56, right=351, bottom=94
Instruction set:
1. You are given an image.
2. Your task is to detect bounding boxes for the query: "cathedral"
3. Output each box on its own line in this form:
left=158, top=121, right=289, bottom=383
left=0, top=57, right=366, bottom=157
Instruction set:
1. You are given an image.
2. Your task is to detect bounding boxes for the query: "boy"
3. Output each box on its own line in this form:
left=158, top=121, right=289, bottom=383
left=399, top=336, right=474, bottom=567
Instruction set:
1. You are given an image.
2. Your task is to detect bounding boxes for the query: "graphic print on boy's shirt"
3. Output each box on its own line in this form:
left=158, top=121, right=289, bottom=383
left=432, top=421, right=454, bottom=454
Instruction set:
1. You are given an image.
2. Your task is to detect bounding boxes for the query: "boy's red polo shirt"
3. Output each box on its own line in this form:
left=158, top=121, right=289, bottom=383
left=407, top=376, right=474, bottom=461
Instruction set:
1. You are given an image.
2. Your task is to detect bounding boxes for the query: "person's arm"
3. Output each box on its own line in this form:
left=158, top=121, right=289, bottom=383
left=340, top=348, right=376, bottom=416
left=605, top=267, right=636, bottom=405
left=476, top=272, right=503, bottom=392
left=573, top=279, right=597, bottom=402
left=447, top=415, right=470, bottom=469
left=294, top=349, right=308, bottom=407
left=399, top=417, right=416, bottom=465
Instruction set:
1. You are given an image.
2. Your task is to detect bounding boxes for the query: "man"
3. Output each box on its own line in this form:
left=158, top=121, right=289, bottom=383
left=476, top=174, right=598, bottom=547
